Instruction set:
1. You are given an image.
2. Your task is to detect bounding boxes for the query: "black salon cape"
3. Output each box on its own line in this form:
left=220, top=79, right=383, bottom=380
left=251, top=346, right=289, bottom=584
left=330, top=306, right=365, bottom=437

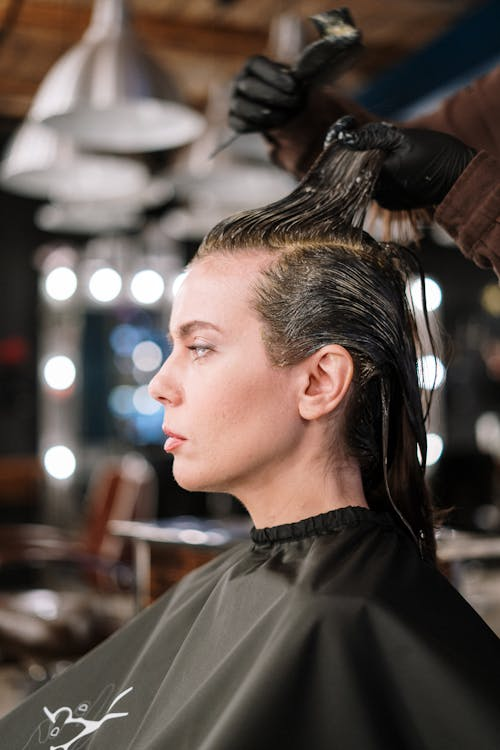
left=2, top=507, right=500, bottom=750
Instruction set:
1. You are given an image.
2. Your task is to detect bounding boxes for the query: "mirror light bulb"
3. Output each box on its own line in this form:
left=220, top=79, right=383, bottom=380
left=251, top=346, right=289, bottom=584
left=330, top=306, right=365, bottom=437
left=130, top=269, right=164, bottom=305
left=425, top=433, right=444, bottom=467
left=45, top=267, right=77, bottom=301
left=417, top=355, right=446, bottom=391
left=172, top=270, right=188, bottom=297
left=43, top=445, right=76, bottom=479
left=43, top=355, right=76, bottom=390
left=417, top=433, right=444, bottom=468
left=88, top=267, right=122, bottom=302
left=410, top=277, right=442, bottom=312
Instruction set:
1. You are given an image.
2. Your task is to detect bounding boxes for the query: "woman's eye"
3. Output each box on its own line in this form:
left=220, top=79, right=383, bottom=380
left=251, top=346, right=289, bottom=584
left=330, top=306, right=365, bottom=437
left=188, top=344, right=211, bottom=359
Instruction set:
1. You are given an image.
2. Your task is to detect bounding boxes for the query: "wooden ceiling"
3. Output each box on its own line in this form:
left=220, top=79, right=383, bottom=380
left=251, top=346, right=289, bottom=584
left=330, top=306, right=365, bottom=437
left=0, top=0, right=483, bottom=120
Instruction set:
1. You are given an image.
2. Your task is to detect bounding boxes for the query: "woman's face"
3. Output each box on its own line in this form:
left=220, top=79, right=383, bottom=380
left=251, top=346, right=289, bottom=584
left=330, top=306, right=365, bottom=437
left=149, top=253, right=305, bottom=498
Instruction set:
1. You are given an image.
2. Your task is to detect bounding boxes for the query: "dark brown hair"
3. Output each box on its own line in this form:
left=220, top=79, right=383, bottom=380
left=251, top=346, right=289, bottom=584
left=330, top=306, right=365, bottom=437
left=198, top=130, right=436, bottom=562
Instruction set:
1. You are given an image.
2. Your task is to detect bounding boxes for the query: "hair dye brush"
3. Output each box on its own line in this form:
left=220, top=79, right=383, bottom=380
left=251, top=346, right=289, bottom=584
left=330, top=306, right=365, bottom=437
left=213, top=7, right=363, bottom=155
left=292, top=7, right=362, bottom=82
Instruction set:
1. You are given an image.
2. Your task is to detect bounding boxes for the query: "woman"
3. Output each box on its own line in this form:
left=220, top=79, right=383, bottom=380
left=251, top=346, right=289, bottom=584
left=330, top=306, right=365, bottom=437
left=2, top=128, right=500, bottom=750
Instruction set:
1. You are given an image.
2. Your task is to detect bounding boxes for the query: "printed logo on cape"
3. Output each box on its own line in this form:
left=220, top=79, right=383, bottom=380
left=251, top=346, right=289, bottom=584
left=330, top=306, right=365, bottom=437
left=21, top=684, right=133, bottom=750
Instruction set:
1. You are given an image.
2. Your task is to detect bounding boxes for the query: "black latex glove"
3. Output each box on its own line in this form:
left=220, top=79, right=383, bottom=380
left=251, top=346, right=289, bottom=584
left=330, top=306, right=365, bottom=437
left=335, top=119, right=476, bottom=209
left=228, top=55, right=304, bottom=133
left=228, top=9, right=362, bottom=134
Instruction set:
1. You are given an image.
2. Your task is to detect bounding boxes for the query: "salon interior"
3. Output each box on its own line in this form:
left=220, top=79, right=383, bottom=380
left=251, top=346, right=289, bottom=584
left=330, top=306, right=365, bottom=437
left=0, top=0, right=499, bottom=714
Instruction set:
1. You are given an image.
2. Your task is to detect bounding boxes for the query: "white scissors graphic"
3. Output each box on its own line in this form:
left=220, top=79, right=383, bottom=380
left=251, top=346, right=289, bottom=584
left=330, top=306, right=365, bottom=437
left=43, top=686, right=133, bottom=750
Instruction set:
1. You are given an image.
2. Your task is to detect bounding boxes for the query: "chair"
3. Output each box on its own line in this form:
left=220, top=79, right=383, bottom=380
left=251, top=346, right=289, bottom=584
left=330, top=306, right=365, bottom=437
left=0, top=452, right=157, bottom=667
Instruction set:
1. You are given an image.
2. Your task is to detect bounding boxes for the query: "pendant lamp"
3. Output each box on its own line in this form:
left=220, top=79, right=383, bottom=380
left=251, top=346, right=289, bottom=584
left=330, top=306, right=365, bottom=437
left=0, top=120, right=149, bottom=201
left=32, top=0, right=204, bottom=153
left=35, top=200, right=144, bottom=235
left=34, top=174, right=174, bottom=235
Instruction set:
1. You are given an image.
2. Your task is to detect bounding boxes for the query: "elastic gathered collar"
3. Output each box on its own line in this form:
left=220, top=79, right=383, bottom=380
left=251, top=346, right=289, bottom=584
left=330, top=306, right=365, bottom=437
left=250, top=506, right=394, bottom=546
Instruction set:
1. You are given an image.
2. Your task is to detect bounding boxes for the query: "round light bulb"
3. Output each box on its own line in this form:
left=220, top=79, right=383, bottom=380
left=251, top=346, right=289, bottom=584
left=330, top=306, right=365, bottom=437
left=417, top=355, right=446, bottom=390
left=410, top=277, right=442, bottom=312
left=130, top=269, right=164, bottom=305
left=172, top=270, right=188, bottom=297
left=43, top=355, right=76, bottom=390
left=45, top=267, right=77, bottom=301
left=88, top=267, right=122, bottom=302
left=43, top=445, right=76, bottom=479
left=417, top=433, right=444, bottom=468
left=425, top=433, right=444, bottom=467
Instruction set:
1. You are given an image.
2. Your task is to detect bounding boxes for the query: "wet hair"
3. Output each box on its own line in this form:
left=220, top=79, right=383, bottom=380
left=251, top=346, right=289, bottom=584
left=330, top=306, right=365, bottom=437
left=197, top=125, right=437, bottom=563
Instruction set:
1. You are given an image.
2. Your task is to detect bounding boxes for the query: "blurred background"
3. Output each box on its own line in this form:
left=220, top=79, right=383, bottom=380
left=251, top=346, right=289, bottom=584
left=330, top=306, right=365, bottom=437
left=0, top=0, right=499, bottom=713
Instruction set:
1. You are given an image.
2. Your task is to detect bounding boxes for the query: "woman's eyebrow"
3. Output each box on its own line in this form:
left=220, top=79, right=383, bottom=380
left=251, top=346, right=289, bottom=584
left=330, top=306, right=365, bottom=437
left=169, top=320, right=223, bottom=341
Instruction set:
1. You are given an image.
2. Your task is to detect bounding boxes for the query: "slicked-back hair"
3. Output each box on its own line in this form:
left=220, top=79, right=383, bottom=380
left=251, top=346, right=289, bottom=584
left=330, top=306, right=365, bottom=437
left=197, top=131, right=436, bottom=562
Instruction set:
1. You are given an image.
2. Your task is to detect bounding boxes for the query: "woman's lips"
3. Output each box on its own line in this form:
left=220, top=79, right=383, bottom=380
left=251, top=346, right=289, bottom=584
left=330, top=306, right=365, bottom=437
left=163, top=428, right=186, bottom=453
left=164, top=436, right=186, bottom=452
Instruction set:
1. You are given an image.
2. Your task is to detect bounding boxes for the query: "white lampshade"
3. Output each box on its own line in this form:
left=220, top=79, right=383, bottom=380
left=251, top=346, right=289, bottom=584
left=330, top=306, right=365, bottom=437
left=33, top=172, right=174, bottom=234
left=35, top=201, right=143, bottom=235
left=33, top=0, right=204, bottom=153
left=0, top=120, right=150, bottom=201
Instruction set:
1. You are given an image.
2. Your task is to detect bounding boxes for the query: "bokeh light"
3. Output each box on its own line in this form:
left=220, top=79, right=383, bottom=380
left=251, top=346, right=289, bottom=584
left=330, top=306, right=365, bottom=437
left=45, top=267, right=78, bottom=301
left=417, top=355, right=446, bottom=390
left=480, top=283, right=500, bottom=317
left=88, top=267, right=122, bottom=302
left=108, top=385, right=136, bottom=417
left=409, top=277, right=442, bottom=312
left=417, top=433, right=444, bottom=468
left=132, top=341, right=163, bottom=372
left=43, top=355, right=76, bottom=390
left=109, top=324, right=143, bottom=357
left=133, top=384, right=161, bottom=415
left=130, top=270, right=165, bottom=305
left=43, top=445, right=76, bottom=479
left=426, top=433, right=444, bottom=466
left=172, top=270, right=188, bottom=297
left=475, top=412, right=500, bottom=458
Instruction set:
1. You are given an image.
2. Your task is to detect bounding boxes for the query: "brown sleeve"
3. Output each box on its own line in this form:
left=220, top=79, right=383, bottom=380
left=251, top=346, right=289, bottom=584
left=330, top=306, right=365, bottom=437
left=407, top=66, right=500, bottom=158
left=434, top=151, right=500, bottom=274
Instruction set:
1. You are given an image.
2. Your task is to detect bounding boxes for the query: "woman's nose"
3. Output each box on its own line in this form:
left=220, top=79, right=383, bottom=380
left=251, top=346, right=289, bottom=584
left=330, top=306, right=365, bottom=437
left=148, top=356, right=181, bottom=406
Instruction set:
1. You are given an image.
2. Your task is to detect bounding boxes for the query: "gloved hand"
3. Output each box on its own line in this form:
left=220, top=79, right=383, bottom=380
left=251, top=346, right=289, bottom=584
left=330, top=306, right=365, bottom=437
left=334, top=119, right=476, bottom=209
left=228, top=9, right=363, bottom=135
left=228, top=55, right=304, bottom=133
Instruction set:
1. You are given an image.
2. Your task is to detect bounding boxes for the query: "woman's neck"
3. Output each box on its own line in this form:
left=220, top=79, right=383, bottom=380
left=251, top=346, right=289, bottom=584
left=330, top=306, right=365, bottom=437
left=236, top=454, right=368, bottom=529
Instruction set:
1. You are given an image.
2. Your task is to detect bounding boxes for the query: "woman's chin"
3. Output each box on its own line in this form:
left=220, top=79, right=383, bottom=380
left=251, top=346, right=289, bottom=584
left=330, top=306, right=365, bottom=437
left=172, top=466, right=222, bottom=495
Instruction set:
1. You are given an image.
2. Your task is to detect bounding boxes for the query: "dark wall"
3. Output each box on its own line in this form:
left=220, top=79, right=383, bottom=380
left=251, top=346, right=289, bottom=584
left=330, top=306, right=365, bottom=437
left=0, top=185, right=41, bottom=455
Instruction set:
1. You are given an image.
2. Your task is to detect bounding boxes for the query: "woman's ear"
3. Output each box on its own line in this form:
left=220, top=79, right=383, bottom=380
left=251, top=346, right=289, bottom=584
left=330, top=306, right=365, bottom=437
left=298, top=345, right=354, bottom=421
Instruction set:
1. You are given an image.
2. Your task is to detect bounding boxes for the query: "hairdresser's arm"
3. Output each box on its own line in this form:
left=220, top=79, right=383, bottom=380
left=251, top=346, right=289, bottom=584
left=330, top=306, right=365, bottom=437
left=407, top=66, right=500, bottom=158
left=407, top=67, right=500, bottom=276
left=433, top=152, right=500, bottom=276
